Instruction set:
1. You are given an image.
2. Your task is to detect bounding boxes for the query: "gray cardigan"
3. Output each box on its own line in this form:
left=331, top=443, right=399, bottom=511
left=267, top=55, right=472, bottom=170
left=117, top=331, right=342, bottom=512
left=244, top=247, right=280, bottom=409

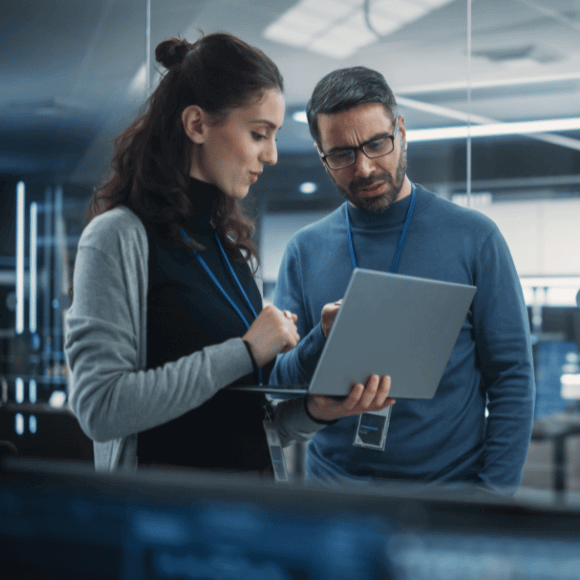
left=65, top=206, right=324, bottom=472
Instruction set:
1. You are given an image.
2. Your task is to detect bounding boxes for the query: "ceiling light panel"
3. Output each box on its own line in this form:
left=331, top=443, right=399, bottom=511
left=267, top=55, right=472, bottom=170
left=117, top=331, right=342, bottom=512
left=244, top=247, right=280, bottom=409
left=369, top=0, right=426, bottom=21
left=365, top=14, right=403, bottom=36
left=300, top=0, right=356, bottom=18
left=264, top=0, right=454, bottom=58
left=310, top=11, right=378, bottom=58
left=419, top=0, right=455, bottom=7
left=407, top=117, right=580, bottom=142
left=264, top=0, right=358, bottom=49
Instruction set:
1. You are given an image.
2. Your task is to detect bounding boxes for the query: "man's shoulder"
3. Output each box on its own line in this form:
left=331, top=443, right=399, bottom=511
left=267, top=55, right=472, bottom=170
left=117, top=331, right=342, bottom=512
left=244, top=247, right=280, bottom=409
left=79, top=206, right=147, bottom=254
left=415, top=184, right=500, bottom=234
left=289, top=204, right=344, bottom=244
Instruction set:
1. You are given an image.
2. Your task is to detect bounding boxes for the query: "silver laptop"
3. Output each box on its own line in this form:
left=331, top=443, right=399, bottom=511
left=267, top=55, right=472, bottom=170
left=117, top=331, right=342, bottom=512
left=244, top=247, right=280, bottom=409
left=230, top=268, right=476, bottom=399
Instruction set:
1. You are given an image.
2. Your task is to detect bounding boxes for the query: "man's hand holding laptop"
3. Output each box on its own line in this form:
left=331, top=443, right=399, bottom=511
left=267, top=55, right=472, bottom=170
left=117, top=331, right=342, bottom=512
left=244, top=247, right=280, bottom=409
left=309, top=299, right=394, bottom=423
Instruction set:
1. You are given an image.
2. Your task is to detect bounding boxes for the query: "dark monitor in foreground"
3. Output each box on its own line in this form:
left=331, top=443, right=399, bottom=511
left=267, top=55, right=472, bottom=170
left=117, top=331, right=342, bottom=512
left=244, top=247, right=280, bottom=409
left=2, top=458, right=580, bottom=580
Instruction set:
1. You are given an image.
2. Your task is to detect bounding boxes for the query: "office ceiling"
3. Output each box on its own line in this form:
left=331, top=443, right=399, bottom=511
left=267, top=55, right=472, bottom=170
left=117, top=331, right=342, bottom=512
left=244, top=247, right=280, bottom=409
left=1, top=0, right=580, bottom=185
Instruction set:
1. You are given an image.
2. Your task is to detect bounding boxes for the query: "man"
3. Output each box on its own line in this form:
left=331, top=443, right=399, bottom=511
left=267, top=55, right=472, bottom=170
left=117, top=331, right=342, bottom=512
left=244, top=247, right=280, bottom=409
left=270, top=66, right=535, bottom=494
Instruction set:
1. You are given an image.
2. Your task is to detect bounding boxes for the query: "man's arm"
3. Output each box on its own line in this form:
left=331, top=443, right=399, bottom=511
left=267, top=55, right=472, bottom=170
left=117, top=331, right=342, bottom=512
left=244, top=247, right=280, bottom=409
left=268, top=237, right=396, bottom=446
left=269, top=243, right=326, bottom=386
left=475, top=228, right=535, bottom=493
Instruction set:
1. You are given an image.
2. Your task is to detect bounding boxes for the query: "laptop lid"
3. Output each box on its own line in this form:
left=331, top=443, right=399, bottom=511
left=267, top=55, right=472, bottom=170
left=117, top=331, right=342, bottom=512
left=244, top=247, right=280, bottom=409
left=308, top=268, right=476, bottom=399
left=230, top=268, right=476, bottom=399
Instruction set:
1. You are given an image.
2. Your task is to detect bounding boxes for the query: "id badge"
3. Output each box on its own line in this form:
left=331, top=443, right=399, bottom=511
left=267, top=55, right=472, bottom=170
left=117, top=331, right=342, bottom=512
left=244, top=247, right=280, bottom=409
left=263, top=419, right=289, bottom=483
left=353, top=405, right=392, bottom=451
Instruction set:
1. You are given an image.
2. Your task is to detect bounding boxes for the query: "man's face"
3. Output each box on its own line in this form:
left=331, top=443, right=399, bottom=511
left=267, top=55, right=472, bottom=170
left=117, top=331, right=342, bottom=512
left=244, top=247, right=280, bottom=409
left=317, top=103, right=408, bottom=213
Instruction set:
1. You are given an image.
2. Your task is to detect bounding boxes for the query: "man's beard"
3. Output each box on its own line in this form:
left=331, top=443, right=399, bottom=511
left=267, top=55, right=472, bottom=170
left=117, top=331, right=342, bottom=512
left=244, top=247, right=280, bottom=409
left=331, top=147, right=407, bottom=213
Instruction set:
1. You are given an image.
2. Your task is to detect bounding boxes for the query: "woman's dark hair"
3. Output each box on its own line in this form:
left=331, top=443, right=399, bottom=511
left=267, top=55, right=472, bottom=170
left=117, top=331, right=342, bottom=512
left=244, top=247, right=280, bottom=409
left=306, top=66, right=396, bottom=147
left=85, top=32, right=284, bottom=265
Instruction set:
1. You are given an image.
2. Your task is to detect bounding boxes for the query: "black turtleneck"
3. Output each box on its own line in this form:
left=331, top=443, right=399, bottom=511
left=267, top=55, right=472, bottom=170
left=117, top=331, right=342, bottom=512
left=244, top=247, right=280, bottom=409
left=138, top=177, right=271, bottom=471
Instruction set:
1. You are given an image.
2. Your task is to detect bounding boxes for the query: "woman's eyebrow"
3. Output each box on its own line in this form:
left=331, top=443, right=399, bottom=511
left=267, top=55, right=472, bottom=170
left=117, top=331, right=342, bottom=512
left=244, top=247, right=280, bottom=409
left=250, top=119, right=282, bottom=130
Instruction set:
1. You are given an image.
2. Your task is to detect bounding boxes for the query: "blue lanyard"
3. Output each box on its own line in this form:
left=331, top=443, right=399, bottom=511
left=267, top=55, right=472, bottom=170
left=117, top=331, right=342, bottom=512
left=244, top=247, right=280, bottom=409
left=180, top=229, right=263, bottom=384
left=345, top=184, right=416, bottom=273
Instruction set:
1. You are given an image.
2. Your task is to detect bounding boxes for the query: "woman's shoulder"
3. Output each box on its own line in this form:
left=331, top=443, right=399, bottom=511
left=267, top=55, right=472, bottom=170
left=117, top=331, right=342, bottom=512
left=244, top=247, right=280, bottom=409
left=79, top=206, right=147, bottom=253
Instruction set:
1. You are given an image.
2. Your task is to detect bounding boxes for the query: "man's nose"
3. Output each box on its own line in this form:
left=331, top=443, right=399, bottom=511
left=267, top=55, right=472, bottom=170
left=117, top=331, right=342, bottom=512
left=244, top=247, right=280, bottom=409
left=352, top=149, right=374, bottom=177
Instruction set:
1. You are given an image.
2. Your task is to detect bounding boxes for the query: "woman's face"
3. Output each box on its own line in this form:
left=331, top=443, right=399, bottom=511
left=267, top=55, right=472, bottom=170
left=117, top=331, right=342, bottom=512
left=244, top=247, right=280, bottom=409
left=188, top=88, right=285, bottom=199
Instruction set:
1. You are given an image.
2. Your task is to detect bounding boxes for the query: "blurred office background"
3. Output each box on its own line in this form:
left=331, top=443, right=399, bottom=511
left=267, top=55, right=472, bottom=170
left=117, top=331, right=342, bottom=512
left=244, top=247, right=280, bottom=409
left=2, top=1, right=580, bottom=577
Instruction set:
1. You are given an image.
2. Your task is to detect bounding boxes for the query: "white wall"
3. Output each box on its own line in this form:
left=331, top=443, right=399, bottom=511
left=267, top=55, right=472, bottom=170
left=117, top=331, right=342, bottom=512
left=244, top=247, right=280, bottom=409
left=479, top=198, right=580, bottom=277
left=260, top=210, right=330, bottom=282
left=472, top=197, right=580, bottom=306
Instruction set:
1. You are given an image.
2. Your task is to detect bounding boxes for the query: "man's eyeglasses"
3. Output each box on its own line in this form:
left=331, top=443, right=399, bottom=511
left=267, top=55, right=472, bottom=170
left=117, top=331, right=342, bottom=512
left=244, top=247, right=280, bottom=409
left=318, top=117, right=399, bottom=170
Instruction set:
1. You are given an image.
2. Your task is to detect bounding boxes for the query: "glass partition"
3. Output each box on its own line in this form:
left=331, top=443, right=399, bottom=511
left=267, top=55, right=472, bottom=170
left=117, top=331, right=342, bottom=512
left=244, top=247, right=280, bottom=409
left=466, top=0, right=580, bottom=492
left=3, top=0, right=580, bottom=493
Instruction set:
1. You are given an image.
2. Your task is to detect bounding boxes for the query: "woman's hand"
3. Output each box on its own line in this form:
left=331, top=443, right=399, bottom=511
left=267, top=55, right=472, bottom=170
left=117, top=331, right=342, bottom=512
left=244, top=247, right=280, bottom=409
left=242, top=305, right=299, bottom=367
left=306, top=374, right=394, bottom=423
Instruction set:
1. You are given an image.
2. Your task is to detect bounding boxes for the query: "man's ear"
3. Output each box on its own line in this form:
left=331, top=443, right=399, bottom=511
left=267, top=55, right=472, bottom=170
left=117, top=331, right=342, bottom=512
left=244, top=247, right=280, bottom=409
left=314, top=142, right=328, bottom=172
left=182, top=105, right=208, bottom=144
left=398, top=114, right=406, bottom=150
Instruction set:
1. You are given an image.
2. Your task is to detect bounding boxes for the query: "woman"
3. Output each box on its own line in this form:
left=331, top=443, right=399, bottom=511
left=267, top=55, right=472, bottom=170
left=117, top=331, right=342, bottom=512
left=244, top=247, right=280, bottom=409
left=65, top=32, right=393, bottom=475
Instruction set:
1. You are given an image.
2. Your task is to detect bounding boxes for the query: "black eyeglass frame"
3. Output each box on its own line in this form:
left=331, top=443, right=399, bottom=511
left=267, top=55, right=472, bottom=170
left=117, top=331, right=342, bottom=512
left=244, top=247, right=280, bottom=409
left=317, top=117, right=400, bottom=170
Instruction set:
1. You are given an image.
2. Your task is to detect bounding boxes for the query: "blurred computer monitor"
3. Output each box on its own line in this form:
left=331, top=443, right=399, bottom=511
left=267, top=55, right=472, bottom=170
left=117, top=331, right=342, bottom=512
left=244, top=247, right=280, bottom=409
left=2, top=458, right=580, bottom=580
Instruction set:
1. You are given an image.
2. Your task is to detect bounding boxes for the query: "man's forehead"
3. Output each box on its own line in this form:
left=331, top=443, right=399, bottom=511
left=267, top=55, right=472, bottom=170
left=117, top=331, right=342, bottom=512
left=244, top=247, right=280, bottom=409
left=317, top=103, right=394, bottom=145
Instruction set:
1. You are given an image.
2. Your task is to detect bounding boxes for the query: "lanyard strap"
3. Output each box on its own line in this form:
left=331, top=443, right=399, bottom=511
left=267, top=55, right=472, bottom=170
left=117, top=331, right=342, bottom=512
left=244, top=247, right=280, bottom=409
left=214, top=235, right=259, bottom=320
left=180, top=229, right=263, bottom=384
left=345, top=184, right=416, bottom=273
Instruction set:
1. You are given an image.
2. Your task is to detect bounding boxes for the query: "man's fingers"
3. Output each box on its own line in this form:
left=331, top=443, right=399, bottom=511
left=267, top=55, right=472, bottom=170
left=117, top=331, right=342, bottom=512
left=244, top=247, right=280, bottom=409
left=343, top=382, right=364, bottom=410
left=359, top=374, right=380, bottom=408
left=375, top=375, right=391, bottom=406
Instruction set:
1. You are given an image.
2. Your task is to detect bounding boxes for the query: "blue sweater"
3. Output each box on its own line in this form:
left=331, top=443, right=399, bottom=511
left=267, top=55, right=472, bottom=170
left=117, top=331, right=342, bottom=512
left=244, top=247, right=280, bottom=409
left=270, top=184, right=535, bottom=493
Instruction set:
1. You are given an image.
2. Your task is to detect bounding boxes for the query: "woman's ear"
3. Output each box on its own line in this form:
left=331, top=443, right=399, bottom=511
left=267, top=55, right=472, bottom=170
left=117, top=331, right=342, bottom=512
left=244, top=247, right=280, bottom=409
left=182, top=105, right=207, bottom=144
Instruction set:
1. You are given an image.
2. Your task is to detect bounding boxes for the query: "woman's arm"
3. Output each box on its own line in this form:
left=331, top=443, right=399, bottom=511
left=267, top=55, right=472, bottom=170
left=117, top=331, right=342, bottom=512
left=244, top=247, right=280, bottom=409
left=65, top=209, right=255, bottom=443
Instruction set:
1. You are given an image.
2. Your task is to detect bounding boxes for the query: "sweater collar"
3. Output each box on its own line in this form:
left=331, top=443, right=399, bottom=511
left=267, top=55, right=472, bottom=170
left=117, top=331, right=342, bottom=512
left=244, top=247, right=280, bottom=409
left=346, top=186, right=414, bottom=229
left=185, top=176, right=221, bottom=233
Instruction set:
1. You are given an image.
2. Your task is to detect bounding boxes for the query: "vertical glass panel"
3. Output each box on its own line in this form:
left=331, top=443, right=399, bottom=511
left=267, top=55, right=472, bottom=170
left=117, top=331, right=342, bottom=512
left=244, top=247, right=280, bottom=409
left=386, top=0, right=473, bottom=201
left=470, top=1, right=580, bottom=432
left=469, top=0, right=580, bottom=287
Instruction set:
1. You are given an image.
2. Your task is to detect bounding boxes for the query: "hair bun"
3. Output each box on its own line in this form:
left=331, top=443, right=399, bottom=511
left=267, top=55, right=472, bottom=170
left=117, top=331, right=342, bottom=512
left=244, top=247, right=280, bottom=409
left=155, top=37, right=192, bottom=69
